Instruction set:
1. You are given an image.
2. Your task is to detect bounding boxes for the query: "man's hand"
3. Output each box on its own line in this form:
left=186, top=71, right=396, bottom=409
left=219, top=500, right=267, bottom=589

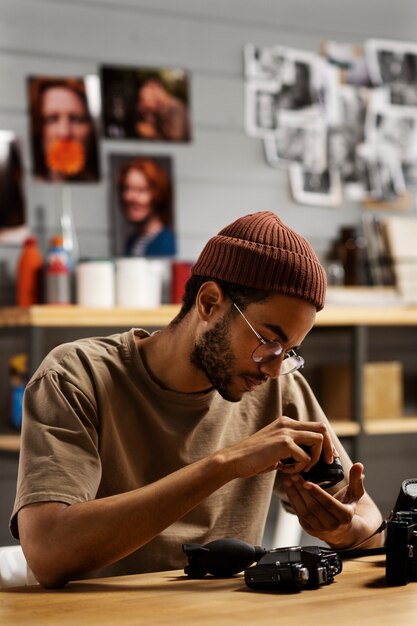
left=284, top=463, right=384, bottom=549
left=221, top=416, right=336, bottom=480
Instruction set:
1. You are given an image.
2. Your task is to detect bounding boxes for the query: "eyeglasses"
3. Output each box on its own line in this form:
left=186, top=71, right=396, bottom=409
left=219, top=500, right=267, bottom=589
left=231, top=300, right=304, bottom=375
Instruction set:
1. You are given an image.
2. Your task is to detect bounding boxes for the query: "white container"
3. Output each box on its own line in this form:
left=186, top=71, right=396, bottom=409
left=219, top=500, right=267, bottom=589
left=76, top=260, right=115, bottom=308
left=115, top=258, right=167, bottom=308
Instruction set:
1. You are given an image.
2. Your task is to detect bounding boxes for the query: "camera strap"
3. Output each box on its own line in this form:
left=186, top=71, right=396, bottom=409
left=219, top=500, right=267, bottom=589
left=337, top=517, right=389, bottom=559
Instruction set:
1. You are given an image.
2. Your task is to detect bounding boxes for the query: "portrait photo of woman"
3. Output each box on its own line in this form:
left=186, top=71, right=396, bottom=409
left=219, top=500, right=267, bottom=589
left=28, top=75, right=101, bottom=182
left=110, top=154, right=176, bottom=258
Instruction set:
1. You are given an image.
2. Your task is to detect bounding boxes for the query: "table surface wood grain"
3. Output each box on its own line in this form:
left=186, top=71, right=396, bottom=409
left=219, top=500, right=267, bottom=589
left=1, top=556, right=416, bottom=626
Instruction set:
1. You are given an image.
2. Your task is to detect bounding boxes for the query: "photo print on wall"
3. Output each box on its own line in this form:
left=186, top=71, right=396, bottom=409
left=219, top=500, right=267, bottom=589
left=109, top=153, right=176, bottom=258
left=101, top=65, right=191, bottom=142
left=27, top=75, right=101, bottom=183
left=0, top=131, right=28, bottom=245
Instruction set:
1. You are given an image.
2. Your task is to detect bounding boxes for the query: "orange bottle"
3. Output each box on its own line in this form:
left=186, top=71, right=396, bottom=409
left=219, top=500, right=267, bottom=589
left=17, top=236, right=43, bottom=306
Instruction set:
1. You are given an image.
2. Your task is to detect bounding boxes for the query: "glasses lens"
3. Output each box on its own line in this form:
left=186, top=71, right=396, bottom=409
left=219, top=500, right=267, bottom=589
left=280, top=354, right=304, bottom=375
left=252, top=341, right=283, bottom=363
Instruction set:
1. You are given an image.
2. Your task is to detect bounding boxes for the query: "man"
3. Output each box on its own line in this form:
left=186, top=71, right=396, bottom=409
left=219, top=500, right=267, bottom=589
left=11, top=211, right=383, bottom=588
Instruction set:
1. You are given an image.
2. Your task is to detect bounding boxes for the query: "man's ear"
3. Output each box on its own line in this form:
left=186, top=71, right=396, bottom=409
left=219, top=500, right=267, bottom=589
left=196, top=281, right=227, bottom=321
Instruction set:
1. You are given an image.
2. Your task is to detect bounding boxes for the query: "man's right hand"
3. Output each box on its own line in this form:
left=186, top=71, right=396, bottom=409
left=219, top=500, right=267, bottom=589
left=219, top=416, right=335, bottom=480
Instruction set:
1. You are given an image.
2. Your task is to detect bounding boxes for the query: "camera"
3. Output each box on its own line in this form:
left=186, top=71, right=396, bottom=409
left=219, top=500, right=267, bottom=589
left=386, top=478, right=417, bottom=586
left=282, top=445, right=344, bottom=489
left=244, top=545, right=342, bottom=590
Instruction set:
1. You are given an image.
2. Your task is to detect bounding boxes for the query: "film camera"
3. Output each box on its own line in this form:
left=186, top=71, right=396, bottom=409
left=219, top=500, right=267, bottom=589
left=282, top=445, right=344, bottom=489
left=386, top=478, right=417, bottom=586
left=244, top=546, right=342, bottom=590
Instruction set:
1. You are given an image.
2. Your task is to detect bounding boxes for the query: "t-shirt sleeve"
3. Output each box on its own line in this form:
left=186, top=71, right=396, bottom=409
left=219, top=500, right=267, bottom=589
left=274, top=371, right=352, bottom=509
left=10, top=369, right=102, bottom=539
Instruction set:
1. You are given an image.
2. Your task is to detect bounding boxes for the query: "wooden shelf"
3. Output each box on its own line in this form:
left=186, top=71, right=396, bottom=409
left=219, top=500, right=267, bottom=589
left=0, top=434, right=20, bottom=453
left=316, top=304, right=417, bottom=326
left=330, top=418, right=417, bottom=436
left=1, top=302, right=417, bottom=329
left=0, top=305, right=180, bottom=328
left=330, top=421, right=361, bottom=437
left=364, top=417, right=417, bottom=435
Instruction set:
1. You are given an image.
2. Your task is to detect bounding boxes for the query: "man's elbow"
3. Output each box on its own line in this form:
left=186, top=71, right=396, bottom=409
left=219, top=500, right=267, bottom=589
left=17, top=504, right=72, bottom=588
left=22, top=544, right=70, bottom=589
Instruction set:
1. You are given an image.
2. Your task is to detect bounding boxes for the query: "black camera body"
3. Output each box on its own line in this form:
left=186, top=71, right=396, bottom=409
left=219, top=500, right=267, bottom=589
left=244, top=545, right=342, bottom=591
left=282, top=446, right=344, bottom=489
left=301, top=455, right=344, bottom=489
left=385, top=478, right=417, bottom=586
left=386, top=509, right=417, bottom=586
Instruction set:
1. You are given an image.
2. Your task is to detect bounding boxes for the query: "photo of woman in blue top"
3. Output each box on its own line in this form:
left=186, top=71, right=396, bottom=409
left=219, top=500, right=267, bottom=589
left=117, top=157, right=176, bottom=257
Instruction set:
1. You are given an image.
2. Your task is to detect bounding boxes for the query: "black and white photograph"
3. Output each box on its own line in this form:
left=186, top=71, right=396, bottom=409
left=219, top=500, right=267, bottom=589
left=353, top=142, right=406, bottom=205
left=274, top=55, right=319, bottom=113
left=263, top=126, right=306, bottom=165
left=366, top=39, right=417, bottom=84
left=401, top=160, right=417, bottom=186
left=354, top=143, right=383, bottom=199
left=244, top=80, right=280, bottom=137
left=263, top=117, right=326, bottom=167
left=289, top=161, right=342, bottom=206
left=360, top=151, right=406, bottom=202
left=244, top=43, right=285, bottom=81
left=244, top=45, right=324, bottom=138
left=109, top=153, right=176, bottom=258
left=337, top=84, right=370, bottom=131
left=328, top=126, right=362, bottom=183
left=373, top=154, right=406, bottom=200
left=0, top=131, right=27, bottom=245
left=365, top=104, right=417, bottom=162
left=365, top=39, right=417, bottom=107
left=101, top=65, right=191, bottom=142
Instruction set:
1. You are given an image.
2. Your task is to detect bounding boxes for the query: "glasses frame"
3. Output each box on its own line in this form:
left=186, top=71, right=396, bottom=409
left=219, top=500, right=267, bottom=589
left=231, top=299, right=304, bottom=375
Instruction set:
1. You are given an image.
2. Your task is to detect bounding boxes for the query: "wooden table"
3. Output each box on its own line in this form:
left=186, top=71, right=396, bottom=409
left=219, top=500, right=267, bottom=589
left=1, top=556, right=416, bottom=625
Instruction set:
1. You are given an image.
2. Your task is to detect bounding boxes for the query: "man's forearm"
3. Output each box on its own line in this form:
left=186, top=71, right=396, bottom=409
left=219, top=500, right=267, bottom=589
left=19, top=452, right=234, bottom=588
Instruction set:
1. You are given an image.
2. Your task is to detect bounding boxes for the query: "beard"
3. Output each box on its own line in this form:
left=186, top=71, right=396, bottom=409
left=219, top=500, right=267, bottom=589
left=190, top=315, right=239, bottom=402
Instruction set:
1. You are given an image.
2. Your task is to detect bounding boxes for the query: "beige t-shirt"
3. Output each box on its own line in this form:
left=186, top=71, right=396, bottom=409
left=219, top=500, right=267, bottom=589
left=11, top=329, right=350, bottom=579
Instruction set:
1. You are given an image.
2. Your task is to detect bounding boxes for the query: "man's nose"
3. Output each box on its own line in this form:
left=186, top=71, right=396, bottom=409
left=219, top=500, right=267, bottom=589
left=258, top=354, right=284, bottom=379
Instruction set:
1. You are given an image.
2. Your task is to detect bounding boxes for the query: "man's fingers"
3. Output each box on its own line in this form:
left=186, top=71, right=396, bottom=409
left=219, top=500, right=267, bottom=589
left=285, top=474, right=354, bottom=527
left=344, top=463, right=365, bottom=503
left=286, top=419, right=334, bottom=465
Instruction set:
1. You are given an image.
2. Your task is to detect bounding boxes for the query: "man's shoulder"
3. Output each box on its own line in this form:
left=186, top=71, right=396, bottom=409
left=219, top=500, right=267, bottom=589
left=29, top=330, right=135, bottom=383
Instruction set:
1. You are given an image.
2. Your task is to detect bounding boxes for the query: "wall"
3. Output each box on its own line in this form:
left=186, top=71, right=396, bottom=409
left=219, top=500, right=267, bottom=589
left=1, top=0, right=417, bottom=305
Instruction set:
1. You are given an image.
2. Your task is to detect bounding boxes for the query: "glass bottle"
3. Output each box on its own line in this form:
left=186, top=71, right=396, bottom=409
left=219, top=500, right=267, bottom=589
left=45, top=235, right=72, bottom=304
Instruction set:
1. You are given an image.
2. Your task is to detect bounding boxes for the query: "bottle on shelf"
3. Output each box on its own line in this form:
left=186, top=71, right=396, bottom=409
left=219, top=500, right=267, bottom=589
left=44, top=234, right=72, bottom=304
left=16, top=236, right=44, bottom=306
left=335, top=226, right=369, bottom=286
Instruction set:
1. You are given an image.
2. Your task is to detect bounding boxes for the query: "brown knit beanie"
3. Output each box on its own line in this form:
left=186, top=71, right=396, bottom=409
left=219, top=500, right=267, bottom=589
left=192, top=211, right=326, bottom=310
